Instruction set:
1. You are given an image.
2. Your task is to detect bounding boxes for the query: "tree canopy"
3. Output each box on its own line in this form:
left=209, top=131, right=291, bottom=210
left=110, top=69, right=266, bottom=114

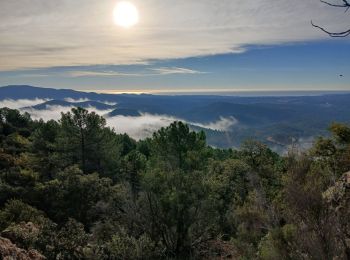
left=0, top=107, right=349, bottom=259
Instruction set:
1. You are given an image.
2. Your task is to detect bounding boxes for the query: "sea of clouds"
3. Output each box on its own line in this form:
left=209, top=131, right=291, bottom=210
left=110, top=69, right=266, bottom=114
left=0, top=99, right=237, bottom=140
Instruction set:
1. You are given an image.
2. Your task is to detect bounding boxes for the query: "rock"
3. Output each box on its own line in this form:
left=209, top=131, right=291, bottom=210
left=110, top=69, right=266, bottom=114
left=0, top=236, right=45, bottom=259
left=1, top=222, right=40, bottom=245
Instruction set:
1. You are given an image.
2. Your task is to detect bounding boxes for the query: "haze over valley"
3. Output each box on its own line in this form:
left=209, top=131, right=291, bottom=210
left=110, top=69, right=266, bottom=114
left=1, top=85, right=350, bottom=152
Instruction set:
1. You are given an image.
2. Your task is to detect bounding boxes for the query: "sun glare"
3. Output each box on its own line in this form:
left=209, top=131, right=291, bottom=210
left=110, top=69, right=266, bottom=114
left=113, top=1, right=139, bottom=28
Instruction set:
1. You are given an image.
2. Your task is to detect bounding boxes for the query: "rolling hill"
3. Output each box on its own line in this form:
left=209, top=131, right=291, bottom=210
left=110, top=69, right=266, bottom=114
left=1, top=85, right=350, bottom=151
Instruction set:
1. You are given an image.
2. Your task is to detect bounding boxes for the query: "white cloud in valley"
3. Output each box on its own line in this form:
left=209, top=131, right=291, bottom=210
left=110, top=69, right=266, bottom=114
left=21, top=105, right=114, bottom=121
left=107, top=113, right=237, bottom=139
left=64, top=98, right=91, bottom=103
left=106, top=113, right=178, bottom=140
left=0, top=0, right=349, bottom=70
left=63, top=98, right=117, bottom=106
left=1, top=98, right=237, bottom=139
left=190, top=116, right=238, bottom=131
left=0, top=98, right=49, bottom=109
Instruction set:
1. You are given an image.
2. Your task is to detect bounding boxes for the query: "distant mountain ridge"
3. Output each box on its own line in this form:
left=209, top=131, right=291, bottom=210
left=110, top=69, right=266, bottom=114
left=1, top=85, right=350, bottom=151
left=0, top=85, right=99, bottom=100
left=107, top=108, right=141, bottom=117
left=28, top=100, right=117, bottom=111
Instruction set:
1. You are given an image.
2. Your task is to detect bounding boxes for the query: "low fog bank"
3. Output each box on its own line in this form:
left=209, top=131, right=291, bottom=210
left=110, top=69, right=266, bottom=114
left=1, top=99, right=235, bottom=140
left=106, top=113, right=178, bottom=140
left=0, top=98, right=49, bottom=109
left=22, top=105, right=113, bottom=122
left=190, top=116, right=238, bottom=132
left=63, top=98, right=117, bottom=106
left=63, top=98, right=91, bottom=103
left=0, top=99, right=319, bottom=152
left=106, top=113, right=236, bottom=140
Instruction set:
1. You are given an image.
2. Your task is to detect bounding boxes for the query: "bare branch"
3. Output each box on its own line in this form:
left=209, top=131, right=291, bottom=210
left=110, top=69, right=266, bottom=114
left=320, top=0, right=350, bottom=8
left=312, top=0, right=350, bottom=37
left=343, top=0, right=350, bottom=6
left=311, top=20, right=350, bottom=37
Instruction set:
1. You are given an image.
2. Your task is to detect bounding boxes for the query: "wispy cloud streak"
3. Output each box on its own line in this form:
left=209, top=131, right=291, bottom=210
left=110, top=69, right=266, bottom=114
left=68, top=71, right=145, bottom=77
left=0, top=0, right=347, bottom=70
left=150, top=67, right=205, bottom=75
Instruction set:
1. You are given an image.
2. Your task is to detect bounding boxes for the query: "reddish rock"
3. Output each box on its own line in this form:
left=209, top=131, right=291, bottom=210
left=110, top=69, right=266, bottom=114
left=0, top=237, right=45, bottom=260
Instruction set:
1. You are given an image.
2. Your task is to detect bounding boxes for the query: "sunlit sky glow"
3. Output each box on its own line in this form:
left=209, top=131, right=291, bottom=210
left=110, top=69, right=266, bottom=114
left=113, top=1, right=139, bottom=28
left=0, top=0, right=349, bottom=92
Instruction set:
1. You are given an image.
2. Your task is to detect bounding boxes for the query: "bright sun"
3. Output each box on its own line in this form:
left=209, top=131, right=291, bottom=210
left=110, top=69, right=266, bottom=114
left=113, top=1, right=139, bottom=28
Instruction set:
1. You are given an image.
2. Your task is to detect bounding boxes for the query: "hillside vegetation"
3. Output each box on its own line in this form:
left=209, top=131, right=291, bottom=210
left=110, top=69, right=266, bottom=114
left=0, top=107, right=349, bottom=259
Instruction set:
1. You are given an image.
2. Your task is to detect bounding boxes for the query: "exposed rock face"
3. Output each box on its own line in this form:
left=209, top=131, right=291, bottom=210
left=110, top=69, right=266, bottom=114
left=1, top=222, right=40, bottom=247
left=0, top=237, right=45, bottom=260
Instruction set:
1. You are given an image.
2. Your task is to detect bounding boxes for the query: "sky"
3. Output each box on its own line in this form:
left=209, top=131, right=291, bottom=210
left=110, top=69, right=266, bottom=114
left=0, top=0, right=349, bottom=93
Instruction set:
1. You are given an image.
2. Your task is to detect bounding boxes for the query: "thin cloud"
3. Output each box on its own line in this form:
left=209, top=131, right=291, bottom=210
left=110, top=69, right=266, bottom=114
left=0, top=0, right=347, bottom=70
left=150, top=67, right=206, bottom=75
left=68, top=71, right=145, bottom=77
left=68, top=67, right=205, bottom=77
left=190, top=116, right=238, bottom=131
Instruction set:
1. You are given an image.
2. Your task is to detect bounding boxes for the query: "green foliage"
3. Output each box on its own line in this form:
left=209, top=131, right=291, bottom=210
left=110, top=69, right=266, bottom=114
left=58, top=107, right=121, bottom=176
left=141, top=122, right=216, bottom=256
left=34, top=166, right=114, bottom=226
left=121, top=150, right=146, bottom=200
left=0, top=108, right=32, bottom=137
left=51, top=218, right=89, bottom=259
left=0, top=200, right=45, bottom=230
left=330, top=122, right=350, bottom=144
left=206, top=159, right=250, bottom=236
left=257, top=225, right=298, bottom=260
left=0, top=108, right=349, bottom=259
left=150, top=121, right=208, bottom=172
left=105, top=229, right=157, bottom=259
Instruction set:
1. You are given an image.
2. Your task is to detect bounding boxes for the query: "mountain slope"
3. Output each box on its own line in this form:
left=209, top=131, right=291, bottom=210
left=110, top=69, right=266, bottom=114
left=28, top=100, right=117, bottom=110
left=1, top=85, right=350, bottom=151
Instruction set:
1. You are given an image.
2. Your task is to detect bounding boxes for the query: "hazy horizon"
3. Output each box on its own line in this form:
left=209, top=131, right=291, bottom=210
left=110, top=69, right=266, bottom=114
left=2, top=84, right=350, bottom=97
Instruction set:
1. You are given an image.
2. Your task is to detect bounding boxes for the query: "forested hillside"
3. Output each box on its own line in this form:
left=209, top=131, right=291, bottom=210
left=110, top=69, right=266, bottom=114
left=0, top=107, right=349, bottom=259
left=2, top=85, right=350, bottom=151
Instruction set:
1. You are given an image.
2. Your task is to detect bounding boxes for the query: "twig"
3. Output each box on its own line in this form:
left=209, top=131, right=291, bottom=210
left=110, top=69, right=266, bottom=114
left=320, top=0, right=350, bottom=8
left=311, top=21, right=350, bottom=37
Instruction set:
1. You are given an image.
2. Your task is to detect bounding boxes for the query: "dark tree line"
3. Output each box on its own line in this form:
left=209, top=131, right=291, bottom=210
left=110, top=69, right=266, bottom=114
left=0, top=107, right=349, bottom=259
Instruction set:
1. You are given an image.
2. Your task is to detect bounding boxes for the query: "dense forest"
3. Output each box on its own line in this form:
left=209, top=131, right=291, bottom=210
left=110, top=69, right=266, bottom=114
left=0, top=107, right=349, bottom=259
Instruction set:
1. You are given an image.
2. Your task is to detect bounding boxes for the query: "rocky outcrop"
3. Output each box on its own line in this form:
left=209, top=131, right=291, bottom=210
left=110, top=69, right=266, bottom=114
left=0, top=236, right=45, bottom=260
left=1, top=222, right=40, bottom=247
